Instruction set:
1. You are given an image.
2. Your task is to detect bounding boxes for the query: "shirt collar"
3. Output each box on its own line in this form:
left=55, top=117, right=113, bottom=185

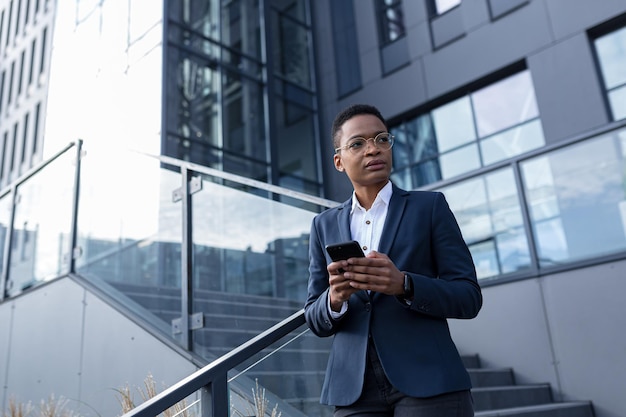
left=350, top=181, right=393, bottom=213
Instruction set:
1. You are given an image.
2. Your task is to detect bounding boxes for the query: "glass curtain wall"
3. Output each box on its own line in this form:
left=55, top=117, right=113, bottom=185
left=269, top=0, right=321, bottom=195
left=164, top=0, right=322, bottom=196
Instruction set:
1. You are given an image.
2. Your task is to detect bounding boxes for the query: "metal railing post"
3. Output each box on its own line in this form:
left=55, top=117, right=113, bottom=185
left=202, top=375, right=229, bottom=417
left=181, top=166, right=194, bottom=350
left=0, top=186, right=17, bottom=301
left=68, top=139, right=84, bottom=274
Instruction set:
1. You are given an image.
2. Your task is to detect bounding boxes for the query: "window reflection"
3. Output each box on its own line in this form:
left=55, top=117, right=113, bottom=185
left=432, top=96, right=476, bottom=153
left=521, top=129, right=626, bottom=266
left=434, top=0, right=461, bottom=15
left=472, top=71, right=539, bottom=138
left=166, top=0, right=321, bottom=195
left=391, top=69, right=544, bottom=189
left=480, top=119, right=544, bottom=165
left=0, top=194, right=10, bottom=291
left=192, top=175, right=316, bottom=299
left=273, top=6, right=311, bottom=88
left=439, top=144, right=480, bottom=179
left=441, top=168, right=531, bottom=280
left=595, top=25, right=626, bottom=121
left=608, top=86, right=626, bottom=120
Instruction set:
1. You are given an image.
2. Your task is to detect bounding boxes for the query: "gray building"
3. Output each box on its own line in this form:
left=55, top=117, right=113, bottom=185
left=1, top=1, right=625, bottom=417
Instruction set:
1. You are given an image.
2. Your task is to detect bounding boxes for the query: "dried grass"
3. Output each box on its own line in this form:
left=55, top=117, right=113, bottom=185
left=3, top=395, right=78, bottom=417
left=231, top=379, right=281, bottom=417
left=114, top=373, right=193, bottom=417
left=4, top=375, right=279, bottom=417
left=3, top=397, right=32, bottom=417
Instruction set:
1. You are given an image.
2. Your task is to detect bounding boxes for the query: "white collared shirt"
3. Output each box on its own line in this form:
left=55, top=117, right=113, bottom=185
left=350, top=181, right=392, bottom=255
left=329, top=181, right=392, bottom=317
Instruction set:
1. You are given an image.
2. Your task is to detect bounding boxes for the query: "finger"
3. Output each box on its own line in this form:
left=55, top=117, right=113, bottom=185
left=328, top=260, right=349, bottom=273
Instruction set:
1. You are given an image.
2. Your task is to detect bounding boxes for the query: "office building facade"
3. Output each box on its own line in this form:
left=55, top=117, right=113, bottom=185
left=0, top=0, right=52, bottom=189
left=311, top=2, right=626, bottom=417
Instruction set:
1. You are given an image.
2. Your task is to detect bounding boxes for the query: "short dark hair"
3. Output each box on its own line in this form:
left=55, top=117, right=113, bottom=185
left=331, top=104, right=388, bottom=149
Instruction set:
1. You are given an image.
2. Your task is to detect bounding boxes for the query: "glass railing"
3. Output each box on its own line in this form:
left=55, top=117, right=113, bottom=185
left=227, top=323, right=333, bottom=417
left=0, top=139, right=338, bottom=416
left=119, top=310, right=326, bottom=417
left=0, top=143, right=80, bottom=299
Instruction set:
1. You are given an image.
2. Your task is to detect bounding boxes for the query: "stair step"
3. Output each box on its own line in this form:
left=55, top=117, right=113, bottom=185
left=474, top=401, right=594, bottom=417
left=106, top=282, right=594, bottom=417
left=461, top=354, right=480, bottom=368
left=468, top=368, right=515, bottom=387
left=472, top=385, right=553, bottom=411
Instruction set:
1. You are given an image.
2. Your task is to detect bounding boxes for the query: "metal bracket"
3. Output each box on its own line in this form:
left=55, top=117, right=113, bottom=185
left=172, top=175, right=203, bottom=202
left=171, top=312, right=205, bottom=335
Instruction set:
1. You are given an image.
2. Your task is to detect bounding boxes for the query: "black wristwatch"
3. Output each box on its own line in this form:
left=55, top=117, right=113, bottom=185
left=403, top=273, right=414, bottom=299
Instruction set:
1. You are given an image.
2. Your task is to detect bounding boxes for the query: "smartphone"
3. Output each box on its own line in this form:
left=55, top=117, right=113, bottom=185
left=325, top=240, right=365, bottom=262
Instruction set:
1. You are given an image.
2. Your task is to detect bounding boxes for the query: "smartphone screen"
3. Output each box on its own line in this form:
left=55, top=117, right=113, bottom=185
left=325, top=241, right=365, bottom=261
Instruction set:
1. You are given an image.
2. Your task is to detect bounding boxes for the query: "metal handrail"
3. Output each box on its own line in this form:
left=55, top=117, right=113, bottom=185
left=120, top=309, right=307, bottom=417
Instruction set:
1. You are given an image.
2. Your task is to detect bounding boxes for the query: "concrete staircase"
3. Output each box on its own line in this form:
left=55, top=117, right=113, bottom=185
left=463, top=355, right=594, bottom=417
left=110, top=282, right=594, bottom=417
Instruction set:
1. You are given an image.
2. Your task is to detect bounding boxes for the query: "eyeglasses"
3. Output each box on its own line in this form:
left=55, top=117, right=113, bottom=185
left=335, top=132, right=395, bottom=154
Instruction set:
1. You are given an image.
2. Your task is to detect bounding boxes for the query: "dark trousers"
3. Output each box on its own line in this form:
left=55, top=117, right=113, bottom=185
left=334, top=342, right=474, bottom=417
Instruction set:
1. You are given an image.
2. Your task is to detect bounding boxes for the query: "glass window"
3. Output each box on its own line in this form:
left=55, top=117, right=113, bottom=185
left=595, top=26, right=626, bottom=121
left=480, top=119, right=543, bottom=165
left=441, top=167, right=531, bottom=280
left=472, top=71, right=539, bottom=138
left=434, top=0, right=461, bottom=15
left=439, top=144, right=480, bottom=179
left=391, top=116, right=442, bottom=188
left=432, top=96, right=476, bottom=152
left=272, top=3, right=311, bottom=88
left=608, top=85, right=626, bottom=121
left=0, top=71, right=5, bottom=114
left=377, top=0, right=406, bottom=45
left=392, top=115, right=438, bottom=164
left=1, top=132, right=7, bottom=182
left=331, top=0, right=362, bottom=96
left=270, top=1, right=321, bottom=192
left=391, top=70, right=544, bottom=188
left=521, top=128, right=626, bottom=266
left=0, top=192, right=11, bottom=293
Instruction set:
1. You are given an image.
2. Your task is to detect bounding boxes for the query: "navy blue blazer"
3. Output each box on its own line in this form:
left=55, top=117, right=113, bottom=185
left=304, top=185, right=482, bottom=406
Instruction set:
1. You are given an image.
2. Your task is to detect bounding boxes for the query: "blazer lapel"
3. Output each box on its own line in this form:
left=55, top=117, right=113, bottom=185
left=378, top=185, right=409, bottom=255
left=336, top=199, right=353, bottom=243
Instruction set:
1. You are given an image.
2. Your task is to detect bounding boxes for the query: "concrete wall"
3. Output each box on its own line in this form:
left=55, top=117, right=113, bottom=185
left=449, top=259, right=626, bottom=417
left=0, top=277, right=198, bottom=417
